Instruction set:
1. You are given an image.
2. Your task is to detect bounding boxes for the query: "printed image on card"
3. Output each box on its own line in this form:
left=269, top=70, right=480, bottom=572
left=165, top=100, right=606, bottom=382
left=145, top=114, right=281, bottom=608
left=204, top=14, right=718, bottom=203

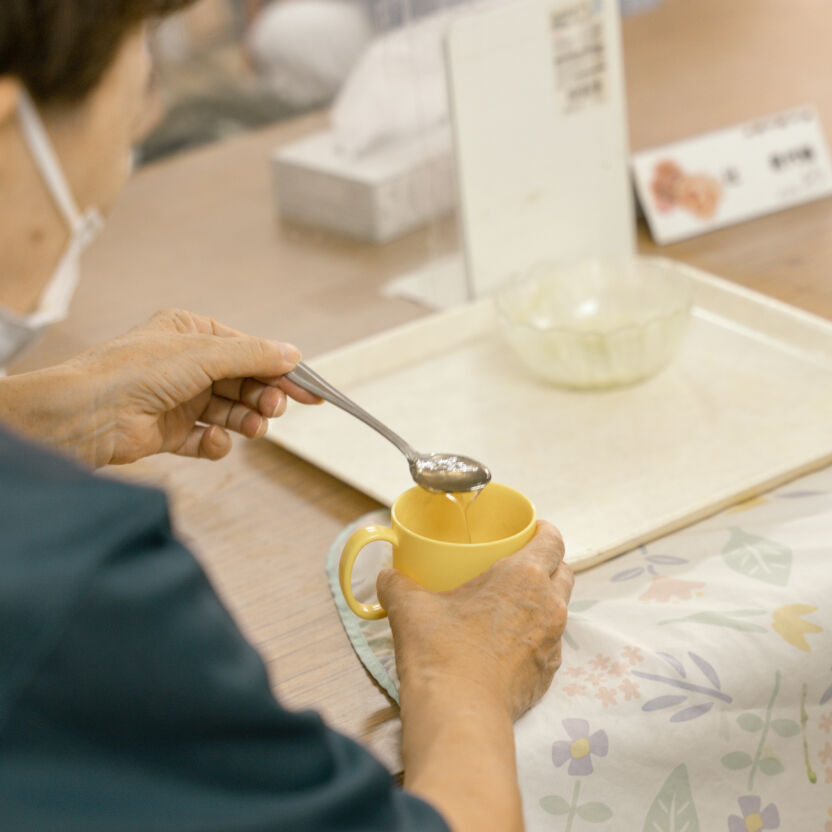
left=632, top=107, right=832, bottom=244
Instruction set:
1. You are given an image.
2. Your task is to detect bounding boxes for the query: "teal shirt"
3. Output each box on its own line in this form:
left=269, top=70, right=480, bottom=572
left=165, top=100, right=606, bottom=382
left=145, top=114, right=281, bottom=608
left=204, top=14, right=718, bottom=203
left=0, top=427, right=449, bottom=832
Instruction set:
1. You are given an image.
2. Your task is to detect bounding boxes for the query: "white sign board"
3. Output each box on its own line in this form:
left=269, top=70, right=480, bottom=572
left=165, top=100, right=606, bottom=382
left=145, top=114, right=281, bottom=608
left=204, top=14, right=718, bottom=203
left=445, top=0, right=635, bottom=298
left=632, top=106, right=832, bottom=245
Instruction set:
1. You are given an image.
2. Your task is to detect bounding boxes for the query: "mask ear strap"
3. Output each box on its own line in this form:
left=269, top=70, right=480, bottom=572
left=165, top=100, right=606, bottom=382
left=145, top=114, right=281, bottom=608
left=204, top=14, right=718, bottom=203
left=17, top=88, right=83, bottom=232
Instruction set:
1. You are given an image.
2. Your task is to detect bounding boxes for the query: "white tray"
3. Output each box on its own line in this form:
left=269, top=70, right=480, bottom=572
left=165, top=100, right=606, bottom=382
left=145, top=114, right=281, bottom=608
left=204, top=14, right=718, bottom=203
left=266, top=261, right=832, bottom=571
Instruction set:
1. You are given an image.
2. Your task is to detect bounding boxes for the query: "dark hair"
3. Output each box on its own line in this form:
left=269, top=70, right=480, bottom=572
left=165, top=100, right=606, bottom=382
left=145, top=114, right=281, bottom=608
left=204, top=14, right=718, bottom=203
left=0, top=0, right=197, bottom=104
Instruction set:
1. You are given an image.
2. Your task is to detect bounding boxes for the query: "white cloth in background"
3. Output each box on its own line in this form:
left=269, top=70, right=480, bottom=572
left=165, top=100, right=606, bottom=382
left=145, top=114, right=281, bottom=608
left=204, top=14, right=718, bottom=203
left=248, top=0, right=374, bottom=109
left=332, top=4, right=472, bottom=156
left=250, top=0, right=481, bottom=152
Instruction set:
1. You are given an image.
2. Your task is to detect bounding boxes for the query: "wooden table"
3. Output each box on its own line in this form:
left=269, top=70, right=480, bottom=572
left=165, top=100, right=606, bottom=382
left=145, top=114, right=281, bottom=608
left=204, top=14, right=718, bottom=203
left=14, top=0, right=832, bottom=769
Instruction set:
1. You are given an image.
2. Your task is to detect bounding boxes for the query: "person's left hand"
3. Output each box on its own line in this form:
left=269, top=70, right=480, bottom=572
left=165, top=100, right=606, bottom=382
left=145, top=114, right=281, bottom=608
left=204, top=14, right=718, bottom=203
left=0, top=309, right=319, bottom=467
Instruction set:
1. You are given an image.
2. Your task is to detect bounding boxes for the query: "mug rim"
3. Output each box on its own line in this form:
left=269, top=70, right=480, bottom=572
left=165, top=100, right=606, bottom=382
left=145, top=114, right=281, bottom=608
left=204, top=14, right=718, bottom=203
left=390, top=482, right=536, bottom=548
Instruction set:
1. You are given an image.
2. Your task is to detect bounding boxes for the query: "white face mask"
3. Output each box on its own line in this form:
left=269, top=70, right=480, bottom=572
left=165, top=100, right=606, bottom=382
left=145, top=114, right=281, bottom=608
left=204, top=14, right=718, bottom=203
left=0, top=89, right=104, bottom=368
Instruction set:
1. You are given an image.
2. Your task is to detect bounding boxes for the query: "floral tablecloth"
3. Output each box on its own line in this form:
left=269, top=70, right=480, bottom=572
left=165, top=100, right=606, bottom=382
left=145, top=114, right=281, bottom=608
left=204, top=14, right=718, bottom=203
left=326, top=467, right=832, bottom=831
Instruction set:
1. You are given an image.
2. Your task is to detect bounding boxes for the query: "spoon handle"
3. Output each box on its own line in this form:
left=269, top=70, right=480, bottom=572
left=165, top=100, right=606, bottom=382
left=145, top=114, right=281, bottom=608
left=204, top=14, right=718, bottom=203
left=285, top=361, right=418, bottom=463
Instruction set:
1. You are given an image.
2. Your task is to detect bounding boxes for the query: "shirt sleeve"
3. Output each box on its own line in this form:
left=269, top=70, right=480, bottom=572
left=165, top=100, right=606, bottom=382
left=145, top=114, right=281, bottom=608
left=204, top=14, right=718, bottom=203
left=0, top=483, right=450, bottom=832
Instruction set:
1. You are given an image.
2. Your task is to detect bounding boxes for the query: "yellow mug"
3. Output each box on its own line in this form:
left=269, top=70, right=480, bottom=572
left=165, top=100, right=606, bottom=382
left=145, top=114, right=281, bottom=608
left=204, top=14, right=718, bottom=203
left=339, top=482, right=536, bottom=619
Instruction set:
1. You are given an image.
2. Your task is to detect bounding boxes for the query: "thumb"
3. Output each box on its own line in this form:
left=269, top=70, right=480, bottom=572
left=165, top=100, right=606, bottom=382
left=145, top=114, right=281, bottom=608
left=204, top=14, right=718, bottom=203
left=193, top=334, right=301, bottom=385
left=377, top=567, right=423, bottom=611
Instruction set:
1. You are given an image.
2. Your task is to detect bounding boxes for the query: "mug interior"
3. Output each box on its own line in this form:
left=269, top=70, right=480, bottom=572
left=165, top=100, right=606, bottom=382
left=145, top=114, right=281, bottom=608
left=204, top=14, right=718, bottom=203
left=394, top=483, right=535, bottom=545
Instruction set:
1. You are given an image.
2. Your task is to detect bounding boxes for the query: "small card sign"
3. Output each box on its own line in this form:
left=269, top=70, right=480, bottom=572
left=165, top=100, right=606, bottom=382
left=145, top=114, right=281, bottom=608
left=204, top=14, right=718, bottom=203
left=632, top=106, right=832, bottom=245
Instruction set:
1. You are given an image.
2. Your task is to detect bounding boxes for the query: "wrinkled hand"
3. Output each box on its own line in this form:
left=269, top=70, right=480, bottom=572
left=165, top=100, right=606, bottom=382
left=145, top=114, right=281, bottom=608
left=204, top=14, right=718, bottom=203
left=0, top=309, right=319, bottom=467
left=378, top=521, right=573, bottom=720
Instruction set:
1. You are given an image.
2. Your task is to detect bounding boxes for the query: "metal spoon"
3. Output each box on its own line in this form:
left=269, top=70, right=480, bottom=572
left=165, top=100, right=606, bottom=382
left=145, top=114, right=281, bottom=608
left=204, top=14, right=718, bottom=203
left=285, top=361, right=491, bottom=493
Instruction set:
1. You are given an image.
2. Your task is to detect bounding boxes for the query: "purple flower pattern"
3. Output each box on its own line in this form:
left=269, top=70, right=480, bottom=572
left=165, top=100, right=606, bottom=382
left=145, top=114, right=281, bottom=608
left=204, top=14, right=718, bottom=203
left=727, top=796, right=779, bottom=832
left=551, top=718, right=609, bottom=776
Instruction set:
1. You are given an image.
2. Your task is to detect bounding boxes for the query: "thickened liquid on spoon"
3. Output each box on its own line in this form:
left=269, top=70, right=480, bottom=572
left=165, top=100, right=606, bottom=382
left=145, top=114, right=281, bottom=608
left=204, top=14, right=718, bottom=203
left=444, top=489, right=482, bottom=543
left=411, top=453, right=491, bottom=493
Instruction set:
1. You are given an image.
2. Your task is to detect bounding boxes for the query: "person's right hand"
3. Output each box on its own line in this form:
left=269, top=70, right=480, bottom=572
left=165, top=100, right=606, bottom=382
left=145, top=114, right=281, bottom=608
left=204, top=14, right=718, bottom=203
left=378, top=520, right=573, bottom=720
left=0, top=309, right=320, bottom=467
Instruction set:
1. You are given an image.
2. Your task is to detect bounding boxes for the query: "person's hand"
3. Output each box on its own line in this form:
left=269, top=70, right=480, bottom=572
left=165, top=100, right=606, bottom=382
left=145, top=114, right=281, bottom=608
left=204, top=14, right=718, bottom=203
left=378, top=520, right=573, bottom=720
left=379, top=521, right=572, bottom=832
left=0, top=309, right=319, bottom=467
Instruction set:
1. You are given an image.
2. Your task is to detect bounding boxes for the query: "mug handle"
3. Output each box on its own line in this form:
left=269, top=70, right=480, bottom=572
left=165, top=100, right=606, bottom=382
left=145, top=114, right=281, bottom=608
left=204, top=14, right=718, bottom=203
left=339, top=524, right=399, bottom=620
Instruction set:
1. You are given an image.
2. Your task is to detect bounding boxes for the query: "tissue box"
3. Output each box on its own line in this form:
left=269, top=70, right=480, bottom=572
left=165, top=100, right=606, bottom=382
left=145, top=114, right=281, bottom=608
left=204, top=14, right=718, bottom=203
left=271, top=129, right=456, bottom=243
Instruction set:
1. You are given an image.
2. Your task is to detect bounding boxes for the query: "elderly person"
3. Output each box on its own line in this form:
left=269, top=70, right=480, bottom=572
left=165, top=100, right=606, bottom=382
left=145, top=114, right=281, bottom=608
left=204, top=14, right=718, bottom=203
left=0, top=3, right=573, bottom=831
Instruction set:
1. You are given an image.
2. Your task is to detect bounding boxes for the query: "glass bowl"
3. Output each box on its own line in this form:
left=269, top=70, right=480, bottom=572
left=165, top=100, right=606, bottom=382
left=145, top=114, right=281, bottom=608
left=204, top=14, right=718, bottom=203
left=495, top=256, right=694, bottom=389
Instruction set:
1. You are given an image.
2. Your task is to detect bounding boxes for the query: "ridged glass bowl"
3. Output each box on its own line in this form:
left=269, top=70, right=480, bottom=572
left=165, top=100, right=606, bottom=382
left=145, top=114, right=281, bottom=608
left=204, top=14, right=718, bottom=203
left=495, top=257, right=694, bottom=389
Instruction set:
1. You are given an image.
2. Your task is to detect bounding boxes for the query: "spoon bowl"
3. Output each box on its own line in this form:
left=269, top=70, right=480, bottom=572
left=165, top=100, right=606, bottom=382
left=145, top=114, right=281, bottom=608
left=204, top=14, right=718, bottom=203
left=410, top=453, right=492, bottom=493
left=285, top=362, right=491, bottom=493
